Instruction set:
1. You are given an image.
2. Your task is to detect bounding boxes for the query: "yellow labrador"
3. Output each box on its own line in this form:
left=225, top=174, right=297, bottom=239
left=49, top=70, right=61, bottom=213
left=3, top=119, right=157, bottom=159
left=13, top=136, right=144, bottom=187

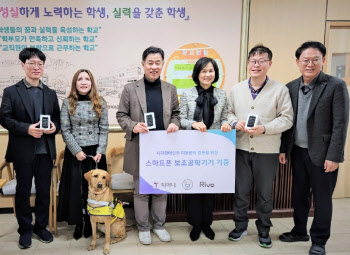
left=84, top=169, right=126, bottom=255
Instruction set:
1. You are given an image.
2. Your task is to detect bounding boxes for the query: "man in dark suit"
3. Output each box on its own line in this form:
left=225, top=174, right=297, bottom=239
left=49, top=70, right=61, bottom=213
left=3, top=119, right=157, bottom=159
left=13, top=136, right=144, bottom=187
left=279, top=41, right=349, bottom=255
left=117, top=46, right=180, bottom=245
left=0, top=48, right=60, bottom=249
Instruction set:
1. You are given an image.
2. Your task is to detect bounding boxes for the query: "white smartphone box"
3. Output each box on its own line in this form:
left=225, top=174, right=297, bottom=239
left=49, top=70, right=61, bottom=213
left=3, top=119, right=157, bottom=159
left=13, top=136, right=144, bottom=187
left=40, top=115, right=51, bottom=130
left=144, top=112, right=156, bottom=129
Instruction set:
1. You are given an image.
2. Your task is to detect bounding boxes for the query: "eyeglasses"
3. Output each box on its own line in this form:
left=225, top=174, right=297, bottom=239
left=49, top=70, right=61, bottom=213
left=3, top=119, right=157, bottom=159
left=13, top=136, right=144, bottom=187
left=299, top=59, right=322, bottom=66
left=248, top=59, right=270, bottom=66
left=26, top=61, right=44, bottom=69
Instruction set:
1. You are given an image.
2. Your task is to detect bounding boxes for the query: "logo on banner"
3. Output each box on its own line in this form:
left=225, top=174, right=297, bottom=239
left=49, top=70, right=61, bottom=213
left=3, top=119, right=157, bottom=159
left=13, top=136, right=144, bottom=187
left=154, top=182, right=159, bottom=188
left=200, top=182, right=215, bottom=188
left=182, top=179, right=193, bottom=190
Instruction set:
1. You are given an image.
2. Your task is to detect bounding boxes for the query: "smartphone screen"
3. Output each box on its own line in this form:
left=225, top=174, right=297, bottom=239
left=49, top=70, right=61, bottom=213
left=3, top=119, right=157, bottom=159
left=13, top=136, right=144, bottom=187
left=40, top=115, right=51, bottom=130
left=247, top=116, right=256, bottom=127
left=42, top=117, right=49, bottom=129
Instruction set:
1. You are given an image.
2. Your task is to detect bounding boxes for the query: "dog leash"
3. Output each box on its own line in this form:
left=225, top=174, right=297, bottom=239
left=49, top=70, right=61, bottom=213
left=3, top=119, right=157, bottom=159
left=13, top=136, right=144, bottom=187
left=77, top=154, right=99, bottom=215
left=85, top=155, right=98, bottom=169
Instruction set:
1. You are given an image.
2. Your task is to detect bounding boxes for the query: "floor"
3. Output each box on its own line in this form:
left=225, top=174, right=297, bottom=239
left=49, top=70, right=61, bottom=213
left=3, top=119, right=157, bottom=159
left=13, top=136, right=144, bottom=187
left=0, top=198, right=349, bottom=255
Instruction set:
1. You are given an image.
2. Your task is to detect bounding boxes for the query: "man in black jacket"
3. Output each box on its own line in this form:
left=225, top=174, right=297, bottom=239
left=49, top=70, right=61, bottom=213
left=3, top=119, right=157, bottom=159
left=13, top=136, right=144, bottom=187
left=279, top=41, right=349, bottom=255
left=0, top=48, right=60, bottom=249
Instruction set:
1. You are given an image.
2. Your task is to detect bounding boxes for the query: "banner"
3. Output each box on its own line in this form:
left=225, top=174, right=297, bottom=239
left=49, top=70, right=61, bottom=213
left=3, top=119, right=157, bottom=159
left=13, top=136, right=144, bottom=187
left=139, top=130, right=236, bottom=194
left=0, top=0, right=242, bottom=126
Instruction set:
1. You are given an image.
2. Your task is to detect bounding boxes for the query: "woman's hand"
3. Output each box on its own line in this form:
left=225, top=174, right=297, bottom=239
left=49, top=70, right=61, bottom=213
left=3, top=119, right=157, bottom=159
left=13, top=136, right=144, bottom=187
left=279, top=153, right=287, bottom=164
left=93, top=153, right=102, bottom=163
left=192, top=122, right=207, bottom=132
left=221, top=123, right=232, bottom=132
left=235, top=121, right=246, bottom=131
left=76, top=151, right=86, bottom=161
left=167, top=123, right=179, bottom=133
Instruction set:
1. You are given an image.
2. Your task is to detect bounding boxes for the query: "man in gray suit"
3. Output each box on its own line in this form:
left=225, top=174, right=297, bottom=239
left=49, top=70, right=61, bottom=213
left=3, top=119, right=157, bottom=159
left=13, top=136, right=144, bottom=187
left=279, top=41, right=349, bottom=255
left=117, top=46, right=180, bottom=245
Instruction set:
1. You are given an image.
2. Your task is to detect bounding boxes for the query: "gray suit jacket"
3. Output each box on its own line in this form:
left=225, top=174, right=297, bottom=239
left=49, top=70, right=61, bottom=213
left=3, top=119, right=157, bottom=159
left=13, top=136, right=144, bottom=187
left=281, top=71, right=349, bottom=166
left=179, top=86, right=229, bottom=130
left=60, top=98, right=109, bottom=156
left=116, top=78, right=180, bottom=176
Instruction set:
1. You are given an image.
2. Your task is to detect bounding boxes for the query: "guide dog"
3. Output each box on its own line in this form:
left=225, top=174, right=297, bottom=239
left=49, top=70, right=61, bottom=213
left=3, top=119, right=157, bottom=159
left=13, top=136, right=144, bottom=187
left=84, top=169, right=127, bottom=255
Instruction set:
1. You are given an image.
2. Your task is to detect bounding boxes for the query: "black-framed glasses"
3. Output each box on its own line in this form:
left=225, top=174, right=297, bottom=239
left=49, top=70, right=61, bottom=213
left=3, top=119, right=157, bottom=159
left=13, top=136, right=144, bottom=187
left=299, top=59, right=322, bottom=66
left=248, top=59, right=270, bottom=66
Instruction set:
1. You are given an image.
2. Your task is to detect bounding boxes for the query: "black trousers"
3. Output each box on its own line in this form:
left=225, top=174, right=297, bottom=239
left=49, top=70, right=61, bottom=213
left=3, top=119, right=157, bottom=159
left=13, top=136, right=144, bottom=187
left=13, top=154, right=53, bottom=234
left=291, top=145, right=338, bottom=245
left=233, top=149, right=279, bottom=233
left=187, top=194, right=214, bottom=228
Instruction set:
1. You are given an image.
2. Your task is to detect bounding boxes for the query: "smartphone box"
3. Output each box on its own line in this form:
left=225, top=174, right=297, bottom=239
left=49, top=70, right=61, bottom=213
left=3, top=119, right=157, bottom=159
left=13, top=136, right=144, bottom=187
left=40, top=115, right=51, bottom=130
left=245, top=114, right=258, bottom=129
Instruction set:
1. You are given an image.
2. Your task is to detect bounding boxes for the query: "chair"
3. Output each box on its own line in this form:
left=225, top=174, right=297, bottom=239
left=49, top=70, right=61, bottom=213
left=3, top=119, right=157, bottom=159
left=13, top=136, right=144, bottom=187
left=51, top=149, right=64, bottom=235
left=0, top=178, right=6, bottom=189
left=0, top=160, right=54, bottom=232
left=0, top=161, right=15, bottom=214
left=107, top=146, right=134, bottom=194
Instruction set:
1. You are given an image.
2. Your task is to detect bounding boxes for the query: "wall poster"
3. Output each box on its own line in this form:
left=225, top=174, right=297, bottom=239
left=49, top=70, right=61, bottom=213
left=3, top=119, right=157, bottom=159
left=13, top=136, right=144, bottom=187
left=0, top=0, right=242, bottom=128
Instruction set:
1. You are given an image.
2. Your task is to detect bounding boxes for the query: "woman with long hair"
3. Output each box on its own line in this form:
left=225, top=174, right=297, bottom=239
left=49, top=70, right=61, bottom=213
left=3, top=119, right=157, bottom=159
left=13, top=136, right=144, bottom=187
left=57, top=69, right=109, bottom=239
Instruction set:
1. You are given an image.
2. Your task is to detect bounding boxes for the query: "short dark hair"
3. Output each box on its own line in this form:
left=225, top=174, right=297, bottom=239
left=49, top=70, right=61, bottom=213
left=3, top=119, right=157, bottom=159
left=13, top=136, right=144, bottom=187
left=248, top=44, right=273, bottom=60
left=295, top=41, right=326, bottom=59
left=192, top=57, right=219, bottom=86
left=19, top=47, right=46, bottom=63
left=142, top=46, right=164, bottom=61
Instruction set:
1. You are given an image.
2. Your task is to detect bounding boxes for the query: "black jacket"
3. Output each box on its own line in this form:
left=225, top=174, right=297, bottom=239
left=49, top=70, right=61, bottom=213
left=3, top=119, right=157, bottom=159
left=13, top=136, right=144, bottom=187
left=0, top=80, right=60, bottom=163
left=280, top=72, right=349, bottom=166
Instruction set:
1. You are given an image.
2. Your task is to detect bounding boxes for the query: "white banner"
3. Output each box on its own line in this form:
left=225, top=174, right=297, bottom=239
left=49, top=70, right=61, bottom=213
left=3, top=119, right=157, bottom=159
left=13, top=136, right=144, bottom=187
left=139, top=130, right=236, bottom=194
left=0, top=0, right=242, bottom=126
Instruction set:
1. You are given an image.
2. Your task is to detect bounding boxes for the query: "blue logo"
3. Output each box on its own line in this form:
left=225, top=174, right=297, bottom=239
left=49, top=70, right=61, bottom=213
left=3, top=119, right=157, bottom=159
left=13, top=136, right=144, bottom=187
left=182, top=179, right=193, bottom=190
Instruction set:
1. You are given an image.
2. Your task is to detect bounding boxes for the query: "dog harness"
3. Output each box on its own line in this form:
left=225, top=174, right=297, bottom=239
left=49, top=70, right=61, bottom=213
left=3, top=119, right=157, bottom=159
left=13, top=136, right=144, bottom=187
left=87, top=197, right=125, bottom=222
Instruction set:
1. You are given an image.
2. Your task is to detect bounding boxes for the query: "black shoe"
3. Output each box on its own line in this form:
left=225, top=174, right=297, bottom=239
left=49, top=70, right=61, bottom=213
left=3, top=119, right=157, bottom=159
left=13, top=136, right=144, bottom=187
left=309, top=244, right=325, bottom=255
left=228, top=228, right=247, bottom=241
left=279, top=232, right=310, bottom=242
left=258, top=232, right=272, bottom=248
left=18, top=231, right=32, bottom=249
left=84, top=221, right=92, bottom=238
left=74, top=224, right=83, bottom=240
left=190, top=227, right=201, bottom=241
left=202, top=226, right=215, bottom=240
left=34, top=228, right=53, bottom=243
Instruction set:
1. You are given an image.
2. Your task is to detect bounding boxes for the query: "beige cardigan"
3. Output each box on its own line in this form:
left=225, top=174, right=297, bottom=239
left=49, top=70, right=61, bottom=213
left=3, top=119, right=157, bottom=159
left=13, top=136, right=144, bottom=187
left=227, top=79, right=293, bottom=153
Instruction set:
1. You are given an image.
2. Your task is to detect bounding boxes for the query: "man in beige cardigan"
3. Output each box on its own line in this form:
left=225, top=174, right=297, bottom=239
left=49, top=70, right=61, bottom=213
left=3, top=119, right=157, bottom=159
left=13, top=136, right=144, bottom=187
left=227, top=45, right=293, bottom=248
